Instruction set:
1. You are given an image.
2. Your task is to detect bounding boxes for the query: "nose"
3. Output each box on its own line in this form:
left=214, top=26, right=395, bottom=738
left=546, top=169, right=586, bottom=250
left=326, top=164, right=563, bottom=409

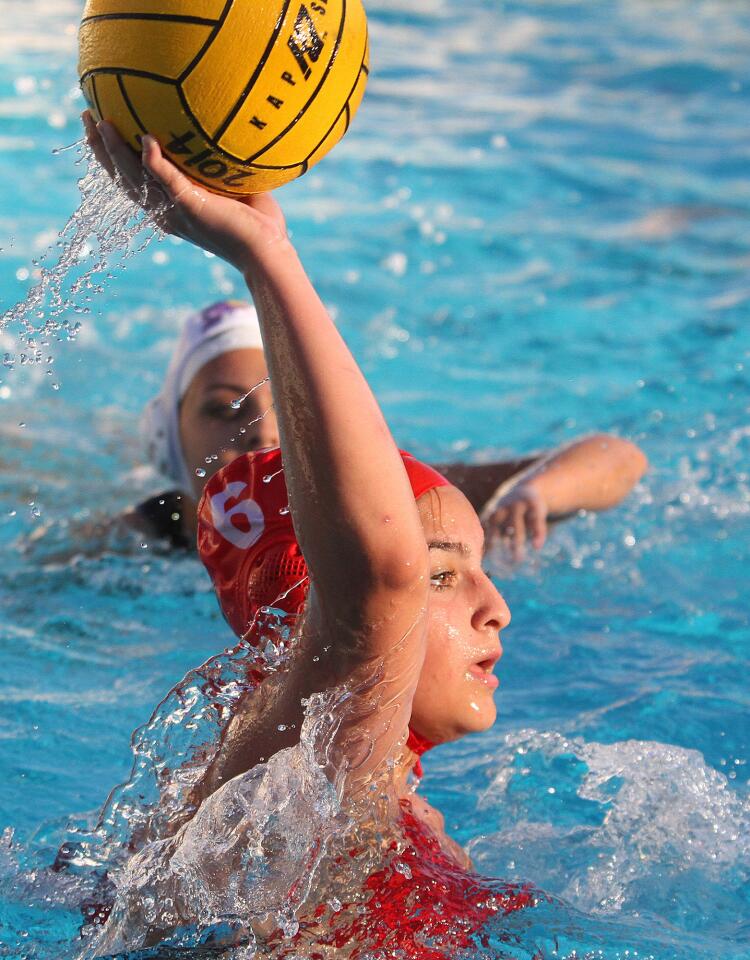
left=246, top=411, right=279, bottom=451
left=472, top=572, right=511, bottom=633
left=239, top=404, right=279, bottom=452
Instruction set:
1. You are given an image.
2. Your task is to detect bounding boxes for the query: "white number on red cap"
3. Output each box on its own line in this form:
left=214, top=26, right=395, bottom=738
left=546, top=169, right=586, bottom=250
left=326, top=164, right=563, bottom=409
left=209, top=481, right=265, bottom=550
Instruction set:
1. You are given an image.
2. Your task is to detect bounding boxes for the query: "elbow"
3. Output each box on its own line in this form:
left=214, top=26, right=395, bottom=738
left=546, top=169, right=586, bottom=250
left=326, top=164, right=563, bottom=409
left=610, top=435, right=648, bottom=484
left=589, top=433, right=648, bottom=495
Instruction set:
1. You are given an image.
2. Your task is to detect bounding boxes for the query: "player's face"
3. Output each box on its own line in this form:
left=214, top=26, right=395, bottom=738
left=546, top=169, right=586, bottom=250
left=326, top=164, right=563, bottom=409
left=179, top=348, right=278, bottom=498
left=410, top=485, right=510, bottom=744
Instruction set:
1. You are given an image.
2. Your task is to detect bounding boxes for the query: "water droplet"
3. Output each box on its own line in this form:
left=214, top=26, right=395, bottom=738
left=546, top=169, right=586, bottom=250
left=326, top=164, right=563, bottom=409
left=231, top=399, right=242, bottom=410
left=279, top=506, right=290, bottom=516
left=8, top=510, right=16, bottom=518
left=171, top=512, right=180, bottom=521
left=277, top=724, right=287, bottom=732
left=394, top=861, right=413, bottom=879
left=195, top=468, right=206, bottom=478
left=141, top=542, right=148, bottom=549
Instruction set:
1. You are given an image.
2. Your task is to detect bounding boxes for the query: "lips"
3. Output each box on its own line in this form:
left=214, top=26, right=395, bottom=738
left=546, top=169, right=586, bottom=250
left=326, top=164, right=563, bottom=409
left=468, top=666, right=499, bottom=689
left=467, top=648, right=501, bottom=689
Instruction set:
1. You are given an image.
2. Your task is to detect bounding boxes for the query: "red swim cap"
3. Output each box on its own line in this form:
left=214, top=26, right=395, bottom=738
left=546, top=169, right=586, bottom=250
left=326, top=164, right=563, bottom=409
left=197, top=447, right=449, bottom=774
left=197, top=446, right=450, bottom=642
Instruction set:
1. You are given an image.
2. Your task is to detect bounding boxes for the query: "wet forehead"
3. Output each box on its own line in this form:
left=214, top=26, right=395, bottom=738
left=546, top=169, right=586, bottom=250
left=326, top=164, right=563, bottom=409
left=197, top=347, right=268, bottom=388
left=417, top=484, right=484, bottom=553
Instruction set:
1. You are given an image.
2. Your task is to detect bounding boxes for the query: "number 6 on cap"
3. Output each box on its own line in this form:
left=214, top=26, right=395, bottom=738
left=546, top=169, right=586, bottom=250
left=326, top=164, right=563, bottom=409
left=209, top=481, right=265, bottom=550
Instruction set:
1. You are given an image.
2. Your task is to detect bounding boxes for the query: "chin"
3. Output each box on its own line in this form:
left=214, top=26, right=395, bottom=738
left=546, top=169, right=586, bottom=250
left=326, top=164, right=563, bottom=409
left=438, top=701, right=496, bottom=742
left=461, top=696, right=497, bottom=734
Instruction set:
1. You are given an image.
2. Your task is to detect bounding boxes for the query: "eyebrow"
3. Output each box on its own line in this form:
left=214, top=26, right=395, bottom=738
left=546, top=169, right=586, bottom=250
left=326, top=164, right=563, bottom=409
left=204, top=383, right=255, bottom=395
left=428, top=540, right=470, bottom=556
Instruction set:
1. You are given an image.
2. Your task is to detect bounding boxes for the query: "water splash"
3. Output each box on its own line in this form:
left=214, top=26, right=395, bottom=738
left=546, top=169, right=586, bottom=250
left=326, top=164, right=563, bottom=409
left=80, top=691, right=357, bottom=958
left=230, top=379, right=270, bottom=410
left=0, top=140, right=160, bottom=370
left=472, top=730, right=750, bottom=941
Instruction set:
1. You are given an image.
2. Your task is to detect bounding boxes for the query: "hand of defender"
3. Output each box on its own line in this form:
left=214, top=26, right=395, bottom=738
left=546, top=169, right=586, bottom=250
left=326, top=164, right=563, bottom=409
left=82, top=111, right=289, bottom=276
left=481, top=482, right=549, bottom=563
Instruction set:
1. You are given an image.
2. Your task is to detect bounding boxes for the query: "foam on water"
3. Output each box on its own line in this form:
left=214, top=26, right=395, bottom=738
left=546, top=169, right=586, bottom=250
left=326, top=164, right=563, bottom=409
left=473, top=732, right=749, bottom=929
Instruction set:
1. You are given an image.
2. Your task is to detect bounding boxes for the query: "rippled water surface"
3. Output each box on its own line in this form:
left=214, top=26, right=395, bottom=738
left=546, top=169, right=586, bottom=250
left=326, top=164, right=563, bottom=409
left=0, top=1, right=749, bottom=957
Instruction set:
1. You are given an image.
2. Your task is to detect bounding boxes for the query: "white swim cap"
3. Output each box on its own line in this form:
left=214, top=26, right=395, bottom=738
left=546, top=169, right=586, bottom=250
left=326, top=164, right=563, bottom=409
left=141, top=300, right=264, bottom=492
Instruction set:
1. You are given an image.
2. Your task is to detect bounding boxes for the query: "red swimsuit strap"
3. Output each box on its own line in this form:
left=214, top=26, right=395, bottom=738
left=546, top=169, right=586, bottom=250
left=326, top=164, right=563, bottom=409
left=406, top=727, right=435, bottom=779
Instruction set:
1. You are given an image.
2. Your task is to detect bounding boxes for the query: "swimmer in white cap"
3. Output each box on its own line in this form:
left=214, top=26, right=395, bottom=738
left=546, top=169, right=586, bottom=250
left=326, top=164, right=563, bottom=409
left=133, top=300, right=646, bottom=559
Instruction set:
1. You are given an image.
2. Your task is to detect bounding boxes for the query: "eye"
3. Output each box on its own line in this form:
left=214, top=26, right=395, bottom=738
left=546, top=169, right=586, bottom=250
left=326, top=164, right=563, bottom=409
left=430, top=569, right=456, bottom=591
left=204, top=402, right=245, bottom=422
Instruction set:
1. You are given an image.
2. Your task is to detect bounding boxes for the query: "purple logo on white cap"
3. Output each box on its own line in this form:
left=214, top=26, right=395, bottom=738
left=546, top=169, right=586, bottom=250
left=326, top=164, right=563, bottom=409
left=200, top=301, right=242, bottom=333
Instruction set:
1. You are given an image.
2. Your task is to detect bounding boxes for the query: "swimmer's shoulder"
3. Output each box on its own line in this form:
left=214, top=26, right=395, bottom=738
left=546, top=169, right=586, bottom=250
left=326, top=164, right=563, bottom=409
left=125, top=489, right=198, bottom=551
left=406, top=792, right=473, bottom=871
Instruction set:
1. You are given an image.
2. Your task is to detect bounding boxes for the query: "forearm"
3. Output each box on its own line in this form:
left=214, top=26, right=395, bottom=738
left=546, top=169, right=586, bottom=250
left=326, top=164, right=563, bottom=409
left=242, top=245, right=428, bottom=605
left=435, top=458, right=538, bottom=513
left=507, top=434, right=647, bottom=516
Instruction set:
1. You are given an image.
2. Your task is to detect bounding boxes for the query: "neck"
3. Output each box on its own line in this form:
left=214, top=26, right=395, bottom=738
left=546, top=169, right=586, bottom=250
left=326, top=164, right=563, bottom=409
left=395, top=745, right=420, bottom=796
left=394, top=727, right=436, bottom=794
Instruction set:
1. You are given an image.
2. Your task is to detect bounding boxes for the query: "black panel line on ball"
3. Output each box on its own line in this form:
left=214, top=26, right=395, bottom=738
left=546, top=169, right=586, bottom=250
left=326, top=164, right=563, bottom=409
left=89, top=74, right=104, bottom=122
left=81, top=13, right=219, bottom=27
left=246, top=0, right=348, bottom=164
left=117, top=75, right=148, bottom=134
left=81, top=68, right=179, bottom=87
left=174, top=85, right=251, bottom=164
left=301, top=31, right=366, bottom=165
left=212, top=0, right=294, bottom=143
left=249, top=159, right=306, bottom=170
left=179, top=0, right=236, bottom=84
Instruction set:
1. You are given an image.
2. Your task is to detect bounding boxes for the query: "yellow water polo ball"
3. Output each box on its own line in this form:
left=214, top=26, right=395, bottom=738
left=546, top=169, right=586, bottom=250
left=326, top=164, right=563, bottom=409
left=78, top=0, right=370, bottom=195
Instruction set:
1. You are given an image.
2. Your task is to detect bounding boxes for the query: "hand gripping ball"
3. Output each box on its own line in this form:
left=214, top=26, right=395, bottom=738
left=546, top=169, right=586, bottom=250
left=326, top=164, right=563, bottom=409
left=78, top=0, right=369, bottom=195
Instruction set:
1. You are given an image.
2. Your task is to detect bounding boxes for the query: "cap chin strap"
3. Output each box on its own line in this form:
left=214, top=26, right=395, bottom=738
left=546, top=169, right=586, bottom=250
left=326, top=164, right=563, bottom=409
left=406, top=726, right=435, bottom=780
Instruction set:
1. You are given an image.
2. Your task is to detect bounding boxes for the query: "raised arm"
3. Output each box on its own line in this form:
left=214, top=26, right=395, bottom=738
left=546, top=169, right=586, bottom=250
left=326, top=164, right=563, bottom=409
left=87, top=115, right=430, bottom=785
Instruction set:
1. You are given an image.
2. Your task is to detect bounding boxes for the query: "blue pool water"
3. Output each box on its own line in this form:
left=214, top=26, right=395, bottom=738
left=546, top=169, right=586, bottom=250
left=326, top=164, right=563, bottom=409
left=0, top=0, right=749, bottom=956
